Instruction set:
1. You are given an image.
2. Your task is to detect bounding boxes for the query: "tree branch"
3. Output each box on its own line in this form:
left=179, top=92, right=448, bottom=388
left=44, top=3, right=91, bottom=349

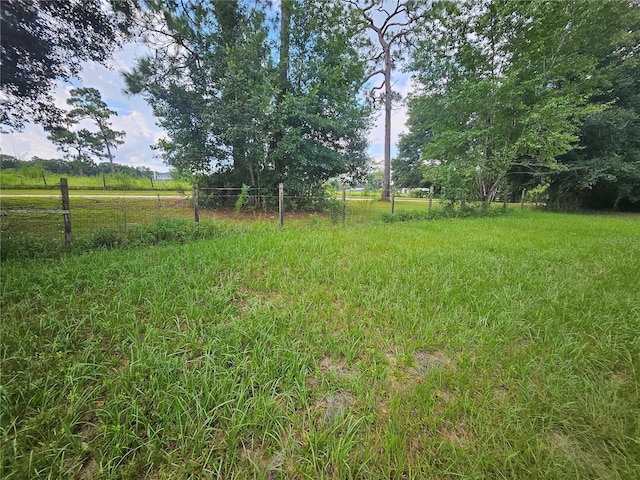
left=371, top=80, right=385, bottom=92
left=363, top=69, right=385, bottom=84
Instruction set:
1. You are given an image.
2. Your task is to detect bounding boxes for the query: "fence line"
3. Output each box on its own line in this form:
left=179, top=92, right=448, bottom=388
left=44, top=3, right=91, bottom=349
left=1, top=177, right=73, bottom=245
left=1, top=180, right=419, bottom=245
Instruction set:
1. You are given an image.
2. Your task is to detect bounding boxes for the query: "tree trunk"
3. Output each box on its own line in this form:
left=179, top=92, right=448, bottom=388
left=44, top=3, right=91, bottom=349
left=97, top=122, right=116, bottom=175
left=382, top=48, right=392, bottom=202
left=272, top=0, right=291, bottom=182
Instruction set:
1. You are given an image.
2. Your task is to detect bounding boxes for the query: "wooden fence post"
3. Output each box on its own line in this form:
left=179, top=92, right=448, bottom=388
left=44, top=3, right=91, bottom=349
left=193, top=182, right=200, bottom=224
left=41, top=171, right=47, bottom=186
left=391, top=187, right=396, bottom=214
left=520, top=188, right=526, bottom=210
left=279, top=182, right=284, bottom=228
left=102, top=173, right=107, bottom=190
left=342, top=185, right=346, bottom=225
left=60, top=178, right=72, bottom=245
left=429, top=187, right=433, bottom=211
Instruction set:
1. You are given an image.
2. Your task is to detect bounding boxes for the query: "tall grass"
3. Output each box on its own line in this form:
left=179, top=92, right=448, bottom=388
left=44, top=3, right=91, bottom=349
left=1, top=211, right=639, bottom=478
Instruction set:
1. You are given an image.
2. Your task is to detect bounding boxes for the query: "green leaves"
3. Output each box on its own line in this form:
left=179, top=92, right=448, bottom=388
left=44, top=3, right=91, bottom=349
left=0, top=0, right=137, bottom=130
left=46, top=88, right=125, bottom=175
left=126, top=0, right=371, bottom=194
left=408, top=0, right=639, bottom=205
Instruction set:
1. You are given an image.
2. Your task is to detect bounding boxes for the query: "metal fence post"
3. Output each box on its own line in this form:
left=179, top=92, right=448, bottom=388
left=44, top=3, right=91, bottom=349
left=391, top=187, right=396, bottom=215
left=279, top=182, right=284, bottom=228
left=342, top=185, right=346, bottom=225
left=60, top=178, right=72, bottom=245
left=194, top=182, right=200, bottom=224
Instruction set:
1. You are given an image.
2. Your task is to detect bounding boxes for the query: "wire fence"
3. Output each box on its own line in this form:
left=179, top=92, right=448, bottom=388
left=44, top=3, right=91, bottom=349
left=0, top=180, right=350, bottom=246
left=0, top=194, right=192, bottom=243
left=1, top=179, right=449, bottom=250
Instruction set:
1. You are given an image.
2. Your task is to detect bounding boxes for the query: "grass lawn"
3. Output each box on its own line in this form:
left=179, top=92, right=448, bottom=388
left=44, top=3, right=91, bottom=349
left=1, top=211, right=639, bottom=478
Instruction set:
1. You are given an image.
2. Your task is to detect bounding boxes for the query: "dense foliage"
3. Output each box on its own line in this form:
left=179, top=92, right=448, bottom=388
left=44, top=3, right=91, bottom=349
left=549, top=45, right=640, bottom=210
left=124, top=0, right=371, bottom=200
left=0, top=0, right=137, bottom=130
left=402, top=0, right=639, bottom=210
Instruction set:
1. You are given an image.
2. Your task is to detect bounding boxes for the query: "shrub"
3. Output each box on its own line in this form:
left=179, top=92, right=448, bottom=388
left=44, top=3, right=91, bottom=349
left=90, top=228, right=121, bottom=249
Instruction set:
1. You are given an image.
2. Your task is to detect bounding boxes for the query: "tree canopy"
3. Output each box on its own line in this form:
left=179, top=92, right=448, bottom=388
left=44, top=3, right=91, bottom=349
left=0, top=0, right=137, bottom=130
left=46, top=88, right=125, bottom=176
left=406, top=0, right=639, bottom=207
left=124, top=0, right=371, bottom=197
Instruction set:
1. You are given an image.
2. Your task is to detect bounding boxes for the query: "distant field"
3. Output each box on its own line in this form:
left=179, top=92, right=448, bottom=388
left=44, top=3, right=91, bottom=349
left=0, top=189, right=186, bottom=196
left=2, top=211, right=639, bottom=478
left=0, top=170, right=189, bottom=191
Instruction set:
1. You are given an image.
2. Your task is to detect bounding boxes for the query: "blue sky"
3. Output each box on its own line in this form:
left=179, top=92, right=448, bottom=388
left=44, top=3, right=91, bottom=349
left=1, top=39, right=412, bottom=173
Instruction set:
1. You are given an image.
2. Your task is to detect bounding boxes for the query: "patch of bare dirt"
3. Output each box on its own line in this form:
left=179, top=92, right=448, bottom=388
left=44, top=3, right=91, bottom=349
left=386, top=348, right=456, bottom=391
left=313, top=391, right=356, bottom=423
left=438, top=419, right=473, bottom=445
left=412, top=350, right=454, bottom=372
left=319, top=355, right=358, bottom=379
left=239, top=445, right=285, bottom=478
left=77, top=458, right=99, bottom=480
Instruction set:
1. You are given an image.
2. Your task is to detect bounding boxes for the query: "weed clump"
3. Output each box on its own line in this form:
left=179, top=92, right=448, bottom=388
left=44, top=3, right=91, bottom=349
left=381, top=204, right=510, bottom=223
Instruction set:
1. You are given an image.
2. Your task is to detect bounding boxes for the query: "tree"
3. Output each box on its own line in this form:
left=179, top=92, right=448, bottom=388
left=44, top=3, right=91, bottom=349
left=271, top=0, right=372, bottom=193
left=549, top=53, right=640, bottom=211
left=46, top=127, right=102, bottom=176
left=0, top=0, right=137, bottom=130
left=45, top=88, right=125, bottom=175
left=125, top=0, right=273, bottom=185
left=408, top=0, right=638, bottom=204
left=66, top=88, right=125, bottom=175
left=344, top=0, right=429, bottom=201
left=125, top=0, right=371, bottom=201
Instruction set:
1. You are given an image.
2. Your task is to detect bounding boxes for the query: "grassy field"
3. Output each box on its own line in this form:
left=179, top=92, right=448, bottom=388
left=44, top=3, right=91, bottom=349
left=1, top=211, right=639, bottom=479
left=0, top=170, right=189, bottom=191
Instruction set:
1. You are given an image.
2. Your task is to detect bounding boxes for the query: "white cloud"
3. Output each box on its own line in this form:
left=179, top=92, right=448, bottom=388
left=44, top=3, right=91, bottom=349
left=0, top=123, right=59, bottom=160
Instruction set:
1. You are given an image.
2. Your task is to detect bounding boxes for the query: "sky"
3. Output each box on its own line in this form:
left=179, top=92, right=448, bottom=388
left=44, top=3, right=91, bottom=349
left=1, top=38, right=412, bottom=174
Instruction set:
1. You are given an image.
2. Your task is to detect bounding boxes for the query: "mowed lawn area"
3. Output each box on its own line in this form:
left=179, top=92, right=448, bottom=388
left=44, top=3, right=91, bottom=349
left=1, top=211, right=639, bottom=479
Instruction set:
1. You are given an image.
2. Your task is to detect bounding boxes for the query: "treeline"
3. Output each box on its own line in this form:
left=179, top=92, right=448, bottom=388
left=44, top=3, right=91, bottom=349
left=0, top=154, right=155, bottom=179
left=2, top=0, right=639, bottom=211
left=393, top=0, right=640, bottom=212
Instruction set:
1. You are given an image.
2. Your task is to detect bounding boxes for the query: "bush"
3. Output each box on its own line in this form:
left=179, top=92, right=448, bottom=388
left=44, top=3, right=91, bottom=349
left=90, top=228, right=121, bottom=249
